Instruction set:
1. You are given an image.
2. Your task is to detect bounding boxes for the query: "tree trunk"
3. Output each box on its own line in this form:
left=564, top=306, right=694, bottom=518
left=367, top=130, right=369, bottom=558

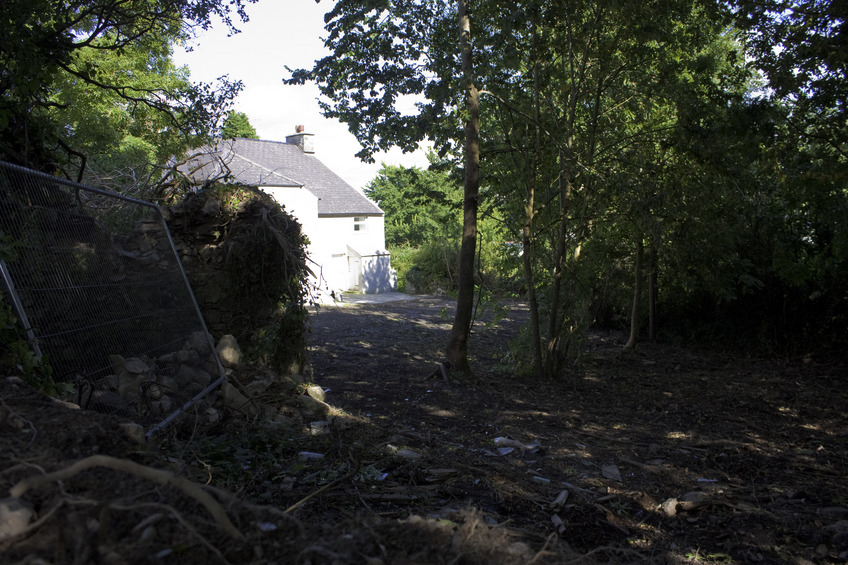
left=524, top=16, right=544, bottom=379
left=522, top=204, right=543, bottom=378
left=544, top=148, right=572, bottom=378
left=624, top=237, right=644, bottom=351
left=446, top=0, right=479, bottom=374
left=648, top=239, right=658, bottom=342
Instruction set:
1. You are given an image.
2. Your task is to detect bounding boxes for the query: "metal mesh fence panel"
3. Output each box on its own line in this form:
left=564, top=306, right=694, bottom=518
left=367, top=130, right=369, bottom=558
left=0, top=161, right=226, bottom=434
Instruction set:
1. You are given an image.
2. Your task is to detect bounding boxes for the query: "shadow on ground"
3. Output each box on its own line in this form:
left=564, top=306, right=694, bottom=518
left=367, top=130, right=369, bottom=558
left=303, top=295, right=848, bottom=564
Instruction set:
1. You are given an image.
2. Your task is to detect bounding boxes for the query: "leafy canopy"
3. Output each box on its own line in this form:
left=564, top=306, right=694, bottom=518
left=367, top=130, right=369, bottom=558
left=222, top=111, right=259, bottom=139
left=285, top=0, right=460, bottom=162
left=733, top=0, right=847, bottom=155
left=0, top=0, right=257, bottom=174
left=365, top=160, right=461, bottom=248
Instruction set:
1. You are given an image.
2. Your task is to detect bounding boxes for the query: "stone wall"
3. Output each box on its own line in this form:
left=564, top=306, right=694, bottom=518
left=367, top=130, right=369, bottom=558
left=163, top=188, right=310, bottom=375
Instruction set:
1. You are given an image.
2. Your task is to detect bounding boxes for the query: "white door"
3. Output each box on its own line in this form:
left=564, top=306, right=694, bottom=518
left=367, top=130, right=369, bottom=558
left=347, top=254, right=361, bottom=291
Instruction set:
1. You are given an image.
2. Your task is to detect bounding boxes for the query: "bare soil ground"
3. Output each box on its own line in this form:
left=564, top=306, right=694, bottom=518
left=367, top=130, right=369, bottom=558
left=305, top=295, right=848, bottom=564
left=1, top=294, right=846, bottom=564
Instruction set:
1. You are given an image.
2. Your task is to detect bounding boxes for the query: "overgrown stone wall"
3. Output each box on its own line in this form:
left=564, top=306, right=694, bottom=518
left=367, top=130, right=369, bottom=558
left=163, top=187, right=310, bottom=376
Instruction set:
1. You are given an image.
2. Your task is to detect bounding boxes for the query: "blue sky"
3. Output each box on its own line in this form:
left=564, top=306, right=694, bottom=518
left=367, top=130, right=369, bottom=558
left=173, top=0, right=429, bottom=190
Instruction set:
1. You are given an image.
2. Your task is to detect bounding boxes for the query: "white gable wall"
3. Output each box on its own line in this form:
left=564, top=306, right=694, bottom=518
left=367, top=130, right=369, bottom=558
left=262, top=186, right=320, bottom=237
left=262, top=188, right=395, bottom=298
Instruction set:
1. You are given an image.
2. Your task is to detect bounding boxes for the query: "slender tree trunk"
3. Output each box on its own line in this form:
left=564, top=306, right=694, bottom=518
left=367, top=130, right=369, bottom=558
left=543, top=9, right=601, bottom=378
left=522, top=201, right=543, bottom=378
left=446, top=0, right=479, bottom=374
left=544, top=149, right=571, bottom=377
left=624, top=237, right=644, bottom=351
left=524, top=15, right=544, bottom=379
left=648, top=239, right=658, bottom=342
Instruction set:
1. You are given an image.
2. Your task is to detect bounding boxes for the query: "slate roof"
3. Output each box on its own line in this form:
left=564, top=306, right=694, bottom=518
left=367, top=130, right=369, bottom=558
left=180, top=137, right=382, bottom=217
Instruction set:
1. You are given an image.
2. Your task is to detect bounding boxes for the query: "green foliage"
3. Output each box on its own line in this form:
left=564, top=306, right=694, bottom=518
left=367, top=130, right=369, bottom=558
left=474, top=214, right=522, bottom=295
left=734, top=0, right=847, bottom=151
left=369, top=161, right=517, bottom=295
left=0, top=0, right=253, bottom=178
left=384, top=241, right=461, bottom=295
left=387, top=245, right=417, bottom=293
left=285, top=0, right=460, bottom=162
left=365, top=161, right=462, bottom=247
left=0, top=237, right=58, bottom=392
left=249, top=300, right=308, bottom=376
left=404, top=241, right=460, bottom=294
left=221, top=111, right=259, bottom=140
left=181, top=427, right=298, bottom=494
left=48, top=33, right=199, bottom=169
left=293, top=0, right=848, bottom=367
left=367, top=161, right=463, bottom=293
left=0, top=296, right=60, bottom=398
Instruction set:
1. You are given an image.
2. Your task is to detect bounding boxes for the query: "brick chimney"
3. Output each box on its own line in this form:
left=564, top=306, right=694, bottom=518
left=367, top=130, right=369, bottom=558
left=285, top=125, right=315, bottom=154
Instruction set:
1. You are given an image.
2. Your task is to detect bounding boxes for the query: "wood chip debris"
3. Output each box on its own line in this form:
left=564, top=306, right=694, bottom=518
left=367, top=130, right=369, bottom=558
left=550, top=489, right=570, bottom=510
left=493, top=437, right=541, bottom=454
left=601, top=464, right=622, bottom=482
left=660, top=491, right=710, bottom=517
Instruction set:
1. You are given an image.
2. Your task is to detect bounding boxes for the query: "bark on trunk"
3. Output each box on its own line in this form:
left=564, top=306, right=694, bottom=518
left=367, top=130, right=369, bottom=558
left=524, top=19, right=544, bottom=379
left=624, top=237, right=644, bottom=351
left=544, top=149, right=571, bottom=378
left=648, top=240, right=658, bottom=343
left=523, top=183, right=543, bottom=379
left=446, top=0, right=479, bottom=374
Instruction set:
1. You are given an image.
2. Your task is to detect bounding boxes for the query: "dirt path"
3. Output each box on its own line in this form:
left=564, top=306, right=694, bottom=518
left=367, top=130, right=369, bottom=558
left=306, top=295, right=848, bottom=563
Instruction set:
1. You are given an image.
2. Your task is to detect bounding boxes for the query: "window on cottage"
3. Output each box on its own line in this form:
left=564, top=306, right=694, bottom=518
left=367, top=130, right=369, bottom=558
left=354, top=216, right=367, bottom=232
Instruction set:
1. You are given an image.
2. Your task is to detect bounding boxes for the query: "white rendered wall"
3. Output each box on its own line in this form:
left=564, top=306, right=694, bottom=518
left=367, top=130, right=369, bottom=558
left=321, top=215, right=394, bottom=293
left=319, top=215, right=386, bottom=255
left=262, top=186, right=320, bottom=242
left=261, top=186, right=336, bottom=290
left=262, top=187, right=393, bottom=295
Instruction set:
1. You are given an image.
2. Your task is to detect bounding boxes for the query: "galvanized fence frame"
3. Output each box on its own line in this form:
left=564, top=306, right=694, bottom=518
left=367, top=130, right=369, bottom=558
left=0, top=161, right=226, bottom=436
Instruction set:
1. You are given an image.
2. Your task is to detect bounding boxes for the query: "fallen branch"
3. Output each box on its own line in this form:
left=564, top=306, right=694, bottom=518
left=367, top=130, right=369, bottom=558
left=285, top=458, right=361, bottom=514
left=423, top=361, right=452, bottom=381
left=9, top=454, right=244, bottom=540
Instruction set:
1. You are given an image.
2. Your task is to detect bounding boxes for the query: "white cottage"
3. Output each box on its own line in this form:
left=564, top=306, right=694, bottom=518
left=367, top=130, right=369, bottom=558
left=179, top=131, right=396, bottom=300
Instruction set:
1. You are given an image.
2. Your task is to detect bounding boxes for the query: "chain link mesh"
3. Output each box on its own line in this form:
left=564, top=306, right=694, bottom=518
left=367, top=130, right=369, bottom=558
left=0, top=161, right=226, bottom=435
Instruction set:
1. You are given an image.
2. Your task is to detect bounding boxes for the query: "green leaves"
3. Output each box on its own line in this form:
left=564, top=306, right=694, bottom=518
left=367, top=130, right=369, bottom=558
left=365, top=161, right=461, bottom=247
left=291, top=0, right=848, bottom=356
left=733, top=0, right=848, bottom=153
left=0, top=296, right=57, bottom=398
left=221, top=111, right=258, bottom=140
left=0, top=0, right=255, bottom=174
left=285, top=0, right=457, bottom=162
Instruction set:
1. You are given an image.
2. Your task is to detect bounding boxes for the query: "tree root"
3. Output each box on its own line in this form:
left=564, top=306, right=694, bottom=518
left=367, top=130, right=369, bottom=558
left=525, top=532, right=557, bottom=565
left=112, top=501, right=228, bottom=563
left=9, top=454, right=244, bottom=540
left=564, top=544, right=648, bottom=564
